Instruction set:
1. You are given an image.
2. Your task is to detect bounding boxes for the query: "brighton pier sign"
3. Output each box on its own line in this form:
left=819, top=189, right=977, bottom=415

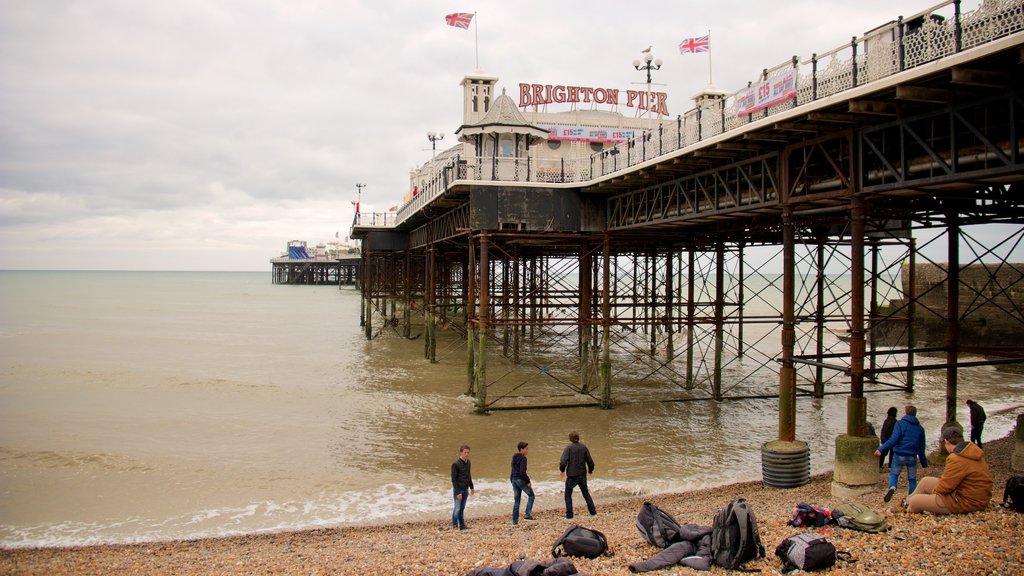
left=518, top=83, right=669, bottom=116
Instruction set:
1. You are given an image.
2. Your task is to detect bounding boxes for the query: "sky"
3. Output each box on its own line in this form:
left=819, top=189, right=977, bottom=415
left=0, top=0, right=986, bottom=271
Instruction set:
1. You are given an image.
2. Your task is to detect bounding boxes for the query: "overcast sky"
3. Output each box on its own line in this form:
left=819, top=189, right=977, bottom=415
left=0, top=0, right=983, bottom=271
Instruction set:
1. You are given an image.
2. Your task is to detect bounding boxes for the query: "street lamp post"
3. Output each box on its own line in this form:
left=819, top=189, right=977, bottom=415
left=355, top=182, right=366, bottom=217
left=427, top=131, right=445, bottom=158
left=632, top=52, right=663, bottom=122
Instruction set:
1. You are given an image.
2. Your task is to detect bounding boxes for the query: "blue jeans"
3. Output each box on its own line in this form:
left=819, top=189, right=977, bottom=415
left=452, top=487, right=469, bottom=527
left=889, top=453, right=919, bottom=494
left=512, top=477, right=535, bottom=524
left=564, top=475, right=596, bottom=518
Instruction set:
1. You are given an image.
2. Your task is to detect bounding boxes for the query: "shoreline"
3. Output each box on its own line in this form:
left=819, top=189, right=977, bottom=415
left=2, top=434, right=1022, bottom=575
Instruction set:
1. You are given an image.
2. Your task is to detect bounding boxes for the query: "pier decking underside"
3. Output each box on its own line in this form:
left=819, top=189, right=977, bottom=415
left=353, top=43, right=1024, bottom=421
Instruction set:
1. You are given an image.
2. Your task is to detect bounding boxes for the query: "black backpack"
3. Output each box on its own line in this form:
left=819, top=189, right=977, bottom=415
left=1003, top=476, right=1024, bottom=512
left=551, top=524, right=609, bottom=559
left=774, top=533, right=847, bottom=573
left=636, top=501, right=684, bottom=548
left=711, top=497, right=765, bottom=571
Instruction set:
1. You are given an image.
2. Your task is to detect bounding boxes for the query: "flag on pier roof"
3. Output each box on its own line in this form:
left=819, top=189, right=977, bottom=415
left=445, top=12, right=474, bottom=29
left=679, top=35, right=710, bottom=54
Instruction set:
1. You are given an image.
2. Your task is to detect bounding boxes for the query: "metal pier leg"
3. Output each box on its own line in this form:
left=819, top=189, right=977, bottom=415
left=737, top=242, right=745, bottom=359
left=945, top=215, right=960, bottom=429
left=713, top=241, right=725, bottom=401
left=686, top=248, right=696, bottom=390
left=869, top=240, right=879, bottom=383
left=600, top=233, right=612, bottom=408
left=779, top=207, right=797, bottom=442
left=580, top=242, right=593, bottom=394
left=475, top=232, right=490, bottom=414
left=848, top=197, right=867, bottom=436
left=466, top=236, right=477, bottom=396
left=815, top=233, right=826, bottom=398
left=403, top=251, right=411, bottom=339
left=666, top=251, right=674, bottom=362
left=512, top=246, right=521, bottom=365
left=907, top=238, right=916, bottom=392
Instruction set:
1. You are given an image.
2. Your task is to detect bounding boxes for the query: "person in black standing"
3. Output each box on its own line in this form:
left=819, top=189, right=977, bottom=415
left=966, top=399, right=987, bottom=447
left=510, top=441, right=536, bottom=525
left=451, top=445, right=475, bottom=530
left=559, top=431, right=596, bottom=519
left=879, top=406, right=898, bottom=470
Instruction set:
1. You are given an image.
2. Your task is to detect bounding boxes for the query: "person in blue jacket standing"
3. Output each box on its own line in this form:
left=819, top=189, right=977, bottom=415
left=510, top=441, right=536, bottom=525
left=875, top=405, right=929, bottom=502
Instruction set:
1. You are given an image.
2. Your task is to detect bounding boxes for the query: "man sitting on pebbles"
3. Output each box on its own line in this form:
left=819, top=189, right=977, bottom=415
left=905, top=427, right=993, bottom=514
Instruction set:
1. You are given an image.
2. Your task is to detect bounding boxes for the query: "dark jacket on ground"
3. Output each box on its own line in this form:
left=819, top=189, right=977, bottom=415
left=878, top=414, right=929, bottom=467
left=935, top=441, right=992, bottom=513
left=451, top=457, right=473, bottom=491
left=559, top=441, right=595, bottom=477
left=628, top=525, right=713, bottom=572
left=466, top=557, right=579, bottom=576
left=510, top=452, right=531, bottom=483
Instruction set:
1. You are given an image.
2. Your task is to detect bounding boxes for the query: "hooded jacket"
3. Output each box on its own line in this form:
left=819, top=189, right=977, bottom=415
left=935, top=441, right=992, bottom=513
left=878, top=415, right=929, bottom=467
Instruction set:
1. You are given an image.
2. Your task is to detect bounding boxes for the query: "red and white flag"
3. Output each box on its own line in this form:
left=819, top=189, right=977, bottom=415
left=445, top=12, right=474, bottom=29
left=679, top=35, right=710, bottom=54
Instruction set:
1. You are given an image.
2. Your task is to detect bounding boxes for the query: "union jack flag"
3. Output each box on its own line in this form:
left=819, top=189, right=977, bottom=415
left=679, top=35, right=710, bottom=54
left=445, top=12, right=474, bottom=29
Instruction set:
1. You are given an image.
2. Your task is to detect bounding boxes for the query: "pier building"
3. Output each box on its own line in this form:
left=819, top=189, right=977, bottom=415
left=271, top=240, right=360, bottom=285
left=351, top=0, right=1024, bottom=493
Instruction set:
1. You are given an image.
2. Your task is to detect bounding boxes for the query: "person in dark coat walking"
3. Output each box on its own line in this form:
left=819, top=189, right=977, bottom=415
left=879, top=406, right=898, bottom=469
left=966, top=399, right=987, bottom=447
left=559, top=431, right=596, bottom=519
left=451, top=445, right=475, bottom=530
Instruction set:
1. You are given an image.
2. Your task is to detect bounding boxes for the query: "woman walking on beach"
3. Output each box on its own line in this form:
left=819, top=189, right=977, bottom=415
left=451, top=445, right=475, bottom=530
left=879, top=406, right=898, bottom=470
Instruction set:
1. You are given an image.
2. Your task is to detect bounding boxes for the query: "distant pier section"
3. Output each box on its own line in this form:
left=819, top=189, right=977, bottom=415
left=270, top=240, right=360, bottom=286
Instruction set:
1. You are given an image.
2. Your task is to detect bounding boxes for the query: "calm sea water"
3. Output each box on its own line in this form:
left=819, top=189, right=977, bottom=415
left=0, top=270, right=1021, bottom=548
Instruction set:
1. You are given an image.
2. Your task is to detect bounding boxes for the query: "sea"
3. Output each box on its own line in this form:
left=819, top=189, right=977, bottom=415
left=1, top=270, right=1021, bottom=549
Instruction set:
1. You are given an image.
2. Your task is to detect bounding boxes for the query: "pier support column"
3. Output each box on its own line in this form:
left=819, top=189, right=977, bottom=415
left=466, top=237, right=477, bottom=396
left=763, top=205, right=811, bottom=488
left=403, top=251, right=412, bottom=339
left=833, top=196, right=878, bottom=498
left=906, top=239, right=917, bottom=391
left=686, top=248, right=695, bottom=390
left=475, top=232, right=490, bottom=414
left=600, top=233, right=612, bottom=408
left=814, top=232, right=826, bottom=397
left=579, top=242, right=593, bottom=394
left=713, top=241, right=725, bottom=401
left=426, top=246, right=437, bottom=363
left=944, top=214, right=961, bottom=432
left=665, top=251, right=674, bottom=361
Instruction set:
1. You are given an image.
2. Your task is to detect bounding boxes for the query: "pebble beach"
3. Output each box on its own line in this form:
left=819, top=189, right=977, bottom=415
left=2, top=434, right=1022, bottom=576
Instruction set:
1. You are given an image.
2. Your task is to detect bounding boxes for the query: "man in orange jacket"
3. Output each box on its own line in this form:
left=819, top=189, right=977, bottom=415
left=906, top=427, right=992, bottom=514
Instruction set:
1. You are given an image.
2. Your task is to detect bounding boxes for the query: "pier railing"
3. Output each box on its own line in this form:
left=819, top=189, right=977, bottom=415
left=370, top=0, right=1022, bottom=231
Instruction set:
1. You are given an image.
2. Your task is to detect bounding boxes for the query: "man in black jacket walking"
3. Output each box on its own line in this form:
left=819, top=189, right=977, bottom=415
left=559, top=431, right=596, bottom=519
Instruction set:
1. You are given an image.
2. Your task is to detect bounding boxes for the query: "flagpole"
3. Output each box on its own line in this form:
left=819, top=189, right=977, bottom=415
left=474, top=12, right=479, bottom=69
left=707, top=30, right=713, bottom=85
